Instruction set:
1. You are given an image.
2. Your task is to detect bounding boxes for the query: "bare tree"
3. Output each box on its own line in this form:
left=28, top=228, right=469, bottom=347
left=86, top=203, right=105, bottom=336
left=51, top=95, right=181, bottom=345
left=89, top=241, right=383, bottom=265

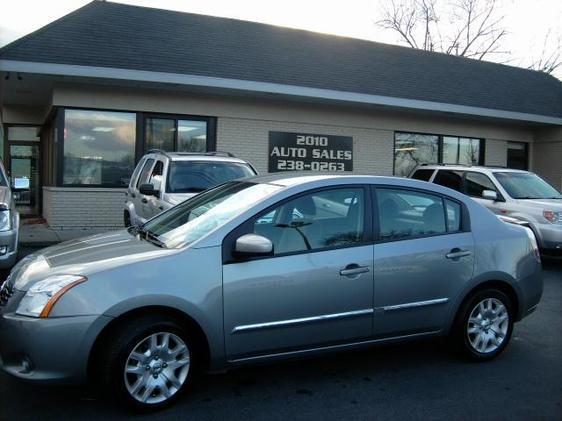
left=377, top=0, right=508, bottom=60
left=527, top=30, right=561, bottom=75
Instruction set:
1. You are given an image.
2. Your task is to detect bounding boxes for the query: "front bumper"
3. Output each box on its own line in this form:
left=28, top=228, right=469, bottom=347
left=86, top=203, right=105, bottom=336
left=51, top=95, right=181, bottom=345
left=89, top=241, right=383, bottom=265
left=0, top=294, right=111, bottom=384
left=536, top=223, right=562, bottom=255
left=0, top=229, right=18, bottom=269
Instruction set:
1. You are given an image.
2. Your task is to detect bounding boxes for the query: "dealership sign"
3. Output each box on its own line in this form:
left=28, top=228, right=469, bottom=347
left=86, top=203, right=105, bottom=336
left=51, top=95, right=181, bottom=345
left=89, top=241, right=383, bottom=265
left=268, top=131, right=353, bottom=172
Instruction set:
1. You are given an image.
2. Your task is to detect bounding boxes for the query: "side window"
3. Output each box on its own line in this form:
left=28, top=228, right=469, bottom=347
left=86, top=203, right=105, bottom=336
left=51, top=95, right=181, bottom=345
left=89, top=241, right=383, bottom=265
left=129, top=158, right=145, bottom=188
left=136, top=158, right=155, bottom=189
left=253, top=188, right=366, bottom=255
left=411, top=169, right=435, bottom=182
left=433, top=170, right=464, bottom=192
left=465, top=172, right=496, bottom=198
left=445, top=199, right=462, bottom=232
left=149, top=160, right=164, bottom=190
left=376, top=188, right=446, bottom=241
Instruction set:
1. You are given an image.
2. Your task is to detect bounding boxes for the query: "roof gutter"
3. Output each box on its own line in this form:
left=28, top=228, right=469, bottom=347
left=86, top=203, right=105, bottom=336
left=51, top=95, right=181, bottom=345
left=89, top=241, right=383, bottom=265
left=1, top=59, right=561, bottom=126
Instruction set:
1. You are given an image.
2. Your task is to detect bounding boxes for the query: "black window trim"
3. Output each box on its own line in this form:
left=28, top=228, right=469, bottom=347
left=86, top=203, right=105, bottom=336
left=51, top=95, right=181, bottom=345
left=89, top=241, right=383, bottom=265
left=393, top=130, right=485, bottom=175
left=222, top=184, right=375, bottom=264
left=55, top=106, right=217, bottom=188
left=372, top=184, right=471, bottom=245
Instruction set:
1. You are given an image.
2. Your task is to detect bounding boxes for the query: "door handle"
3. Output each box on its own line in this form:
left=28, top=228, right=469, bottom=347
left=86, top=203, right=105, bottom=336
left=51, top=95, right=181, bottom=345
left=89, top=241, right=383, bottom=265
left=446, top=248, right=472, bottom=260
left=141, top=198, right=148, bottom=204
left=340, top=264, right=370, bottom=277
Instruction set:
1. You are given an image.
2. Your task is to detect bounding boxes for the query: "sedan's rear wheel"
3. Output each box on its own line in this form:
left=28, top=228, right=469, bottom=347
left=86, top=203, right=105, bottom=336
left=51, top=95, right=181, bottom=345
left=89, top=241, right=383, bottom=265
left=98, top=316, right=194, bottom=410
left=453, top=289, right=514, bottom=360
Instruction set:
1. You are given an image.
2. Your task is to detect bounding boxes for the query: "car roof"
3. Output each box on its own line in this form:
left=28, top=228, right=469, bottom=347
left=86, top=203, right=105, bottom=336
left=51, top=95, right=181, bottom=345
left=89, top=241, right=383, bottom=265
left=248, top=172, right=423, bottom=187
left=144, top=151, right=250, bottom=165
left=414, top=165, right=530, bottom=174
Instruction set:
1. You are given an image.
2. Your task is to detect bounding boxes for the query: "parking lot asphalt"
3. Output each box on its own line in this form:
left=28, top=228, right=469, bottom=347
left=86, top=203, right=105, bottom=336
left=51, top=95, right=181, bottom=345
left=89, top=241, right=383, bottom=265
left=1, top=249, right=560, bottom=420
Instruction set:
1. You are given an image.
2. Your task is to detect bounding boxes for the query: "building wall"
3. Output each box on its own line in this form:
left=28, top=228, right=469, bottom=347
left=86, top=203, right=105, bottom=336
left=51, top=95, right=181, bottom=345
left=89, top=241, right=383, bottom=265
left=38, top=83, right=548, bottom=229
left=43, top=187, right=125, bottom=229
left=533, top=127, right=562, bottom=190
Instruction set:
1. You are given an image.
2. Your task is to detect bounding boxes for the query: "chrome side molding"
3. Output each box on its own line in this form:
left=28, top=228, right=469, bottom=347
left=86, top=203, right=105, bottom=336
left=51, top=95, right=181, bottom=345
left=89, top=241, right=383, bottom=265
left=382, top=298, right=449, bottom=312
left=231, top=308, right=374, bottom=334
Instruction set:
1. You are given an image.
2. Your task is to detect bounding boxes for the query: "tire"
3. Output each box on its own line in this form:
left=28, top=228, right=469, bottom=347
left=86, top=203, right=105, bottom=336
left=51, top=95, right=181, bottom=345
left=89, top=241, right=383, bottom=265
left=124, top=211, right=132, bottom=228
left=98, top=315, right=195, bottom=410
left=451, top=289, right=514, bottom=361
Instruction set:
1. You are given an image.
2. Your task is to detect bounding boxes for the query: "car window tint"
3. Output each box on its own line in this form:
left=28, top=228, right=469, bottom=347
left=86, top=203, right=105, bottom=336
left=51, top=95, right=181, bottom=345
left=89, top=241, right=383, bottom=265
left=411, top=169, right=434, bottom=182
left=465, top=172, right=496, bottom=198
left=136, top=158, right=155, bottom=188
left=253, top=188, right=365, bottom=255
left=149, top=161, right=164, bottom=189
left=376, top=188, right=446, bottom=241
left=445, top=199, right=461, bottom=232
left=434, top=170, right=464, bottom=192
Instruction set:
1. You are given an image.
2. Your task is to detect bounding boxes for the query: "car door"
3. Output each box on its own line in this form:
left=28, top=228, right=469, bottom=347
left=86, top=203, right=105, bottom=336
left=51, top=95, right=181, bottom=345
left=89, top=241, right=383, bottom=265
left=222, top=186, right=374, bottom=360
left=134, top=158, right=155, bottom=223
left=372, top=186, right=474, bottom=337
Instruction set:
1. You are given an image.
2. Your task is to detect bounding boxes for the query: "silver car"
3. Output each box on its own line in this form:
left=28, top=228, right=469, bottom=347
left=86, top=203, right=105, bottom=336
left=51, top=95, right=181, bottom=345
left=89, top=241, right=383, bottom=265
left=410, top=165, right=562, bottom=256
left=0, top=160, right=19, bottom=269
left=0, top=174, right=543, bottom=409
left=124, top=150, right=257, bottom=227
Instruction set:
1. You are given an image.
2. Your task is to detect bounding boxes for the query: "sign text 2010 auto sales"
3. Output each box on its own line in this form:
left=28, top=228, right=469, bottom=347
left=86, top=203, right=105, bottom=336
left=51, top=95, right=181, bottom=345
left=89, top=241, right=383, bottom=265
left=268, top=131, right=353, bottom=172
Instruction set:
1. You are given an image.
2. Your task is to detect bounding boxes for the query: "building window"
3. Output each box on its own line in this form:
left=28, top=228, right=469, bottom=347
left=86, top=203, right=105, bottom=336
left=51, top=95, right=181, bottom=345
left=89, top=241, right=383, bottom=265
left=506, top=141, right=528, bottom=170
left=145, top=116, right=208, bottom=153
left=394, top=132, right=484, bottom=176
left=394, top=133, right=439, bottom=177
left=63, top=109, right=136, bottom=186
left=443, top=136, right=481, bottom=165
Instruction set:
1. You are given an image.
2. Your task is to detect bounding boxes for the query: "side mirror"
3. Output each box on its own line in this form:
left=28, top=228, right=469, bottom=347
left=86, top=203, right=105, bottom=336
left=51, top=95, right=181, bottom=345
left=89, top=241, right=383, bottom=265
left=234, top=234, right=273, bottom=257
left=139, top=183, right=159, bottom=197
left=482, top=190, right=498, bottom=201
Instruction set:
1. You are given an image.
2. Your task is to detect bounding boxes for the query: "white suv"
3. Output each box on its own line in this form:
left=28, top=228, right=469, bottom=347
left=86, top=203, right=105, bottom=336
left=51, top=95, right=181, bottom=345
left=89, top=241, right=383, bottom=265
left=124, top=150, right=257, bottom=227
left=410, top=165, right=562, bottom=256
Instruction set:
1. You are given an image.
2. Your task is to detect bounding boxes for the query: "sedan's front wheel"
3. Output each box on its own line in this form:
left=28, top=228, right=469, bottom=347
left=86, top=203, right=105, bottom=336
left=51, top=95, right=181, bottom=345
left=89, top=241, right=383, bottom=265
left=99, top=316, right=194, bottom=410
left=453, top=289, right=514, bottom=361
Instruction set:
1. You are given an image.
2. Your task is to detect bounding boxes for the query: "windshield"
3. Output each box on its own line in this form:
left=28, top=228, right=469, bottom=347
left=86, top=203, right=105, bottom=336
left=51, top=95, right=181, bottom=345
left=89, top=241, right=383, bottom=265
left=142, top=181, right=282, bottom=248
left=494, top=172, right=561, bottom=199
left=166, top=161, right=256, bottom=193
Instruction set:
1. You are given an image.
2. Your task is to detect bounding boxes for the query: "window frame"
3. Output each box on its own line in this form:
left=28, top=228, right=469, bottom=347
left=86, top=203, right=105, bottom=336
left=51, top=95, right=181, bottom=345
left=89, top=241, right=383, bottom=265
left=371, top=185, right=470, bottom=244
left=55, top=107, right=217, bottom=188
left=393, top=131, right=485, bottom=176
left=222, top=184, right=374, bottom=264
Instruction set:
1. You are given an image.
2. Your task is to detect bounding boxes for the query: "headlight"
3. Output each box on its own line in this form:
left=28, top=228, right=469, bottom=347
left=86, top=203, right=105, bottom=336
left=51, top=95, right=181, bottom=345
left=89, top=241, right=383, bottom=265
left=0, top=210, right=11, bottom=232
left=543, top=210, right=562, bottom=224
left=16, top=275, right=86, bottom=318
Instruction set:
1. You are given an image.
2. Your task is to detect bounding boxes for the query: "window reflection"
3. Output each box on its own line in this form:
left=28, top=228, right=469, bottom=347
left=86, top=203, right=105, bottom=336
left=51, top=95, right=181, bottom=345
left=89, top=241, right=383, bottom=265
left=63, top=110, right=136, bottom=186
left=146, top=118, right=175, bottom=151
left=394, top=133, right=439, bottom=177
left=443, top=137, right=481, bottom=165
left=178, top=120, right=207, bottom=152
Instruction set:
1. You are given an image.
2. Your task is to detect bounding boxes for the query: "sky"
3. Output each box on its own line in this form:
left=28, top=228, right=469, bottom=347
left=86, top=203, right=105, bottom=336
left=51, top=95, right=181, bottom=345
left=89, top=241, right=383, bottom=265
left=0, top=0, right=561, bottom=78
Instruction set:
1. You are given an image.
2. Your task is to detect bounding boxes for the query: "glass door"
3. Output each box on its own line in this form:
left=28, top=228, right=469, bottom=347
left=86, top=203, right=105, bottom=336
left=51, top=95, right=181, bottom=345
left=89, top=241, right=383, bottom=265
left=9, top=143, right=40, bottom=216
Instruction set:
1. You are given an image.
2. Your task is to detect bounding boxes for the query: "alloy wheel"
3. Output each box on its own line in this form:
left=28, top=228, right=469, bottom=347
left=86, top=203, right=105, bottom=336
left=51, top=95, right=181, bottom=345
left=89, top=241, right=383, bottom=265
left=123, top=332, right=190, bottom=404
left=466, top=298, right=509, bottom=354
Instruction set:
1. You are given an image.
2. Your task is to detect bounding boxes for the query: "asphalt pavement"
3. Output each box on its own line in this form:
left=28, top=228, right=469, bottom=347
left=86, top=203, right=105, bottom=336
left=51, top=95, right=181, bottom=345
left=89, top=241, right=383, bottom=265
left=1, top=249, right=560, bottom=420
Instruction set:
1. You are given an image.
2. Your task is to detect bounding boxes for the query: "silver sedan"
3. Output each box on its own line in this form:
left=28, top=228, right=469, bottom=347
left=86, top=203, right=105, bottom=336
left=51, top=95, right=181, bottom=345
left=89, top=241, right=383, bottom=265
left=0, top=174, right=543, bottom=409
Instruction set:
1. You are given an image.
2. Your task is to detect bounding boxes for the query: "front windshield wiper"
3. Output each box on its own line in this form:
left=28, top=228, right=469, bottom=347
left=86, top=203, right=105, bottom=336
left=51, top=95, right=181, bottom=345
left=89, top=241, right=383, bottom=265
left=136, top=226, right=167, bottom=248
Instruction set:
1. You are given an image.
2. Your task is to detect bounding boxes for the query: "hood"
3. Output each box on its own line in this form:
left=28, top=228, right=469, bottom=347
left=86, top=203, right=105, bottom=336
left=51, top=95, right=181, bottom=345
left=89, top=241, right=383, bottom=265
left=519, top=198, right=562, bottom=209
left=162, top=192, right=198, bottom=206
left=11, top=230, right=172, bottom=291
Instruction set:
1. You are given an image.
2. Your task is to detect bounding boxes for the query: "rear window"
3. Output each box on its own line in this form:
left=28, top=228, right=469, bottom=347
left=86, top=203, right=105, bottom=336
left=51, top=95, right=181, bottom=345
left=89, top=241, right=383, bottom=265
left=411, top=169, right=434, bottom=182
left=166, top=161, right=256, bottom=194
left=434, top=170, right=463, bottom=192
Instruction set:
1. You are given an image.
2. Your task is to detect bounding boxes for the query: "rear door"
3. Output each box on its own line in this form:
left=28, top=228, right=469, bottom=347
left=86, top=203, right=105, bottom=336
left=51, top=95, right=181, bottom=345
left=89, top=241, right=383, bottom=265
left=372, top=186, right=474, bottom=337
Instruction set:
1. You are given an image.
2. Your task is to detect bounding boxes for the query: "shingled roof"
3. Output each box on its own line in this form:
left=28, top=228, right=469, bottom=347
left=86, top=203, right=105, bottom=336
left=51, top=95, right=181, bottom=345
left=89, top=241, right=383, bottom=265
left=1, top=0, right=561, bottom=120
